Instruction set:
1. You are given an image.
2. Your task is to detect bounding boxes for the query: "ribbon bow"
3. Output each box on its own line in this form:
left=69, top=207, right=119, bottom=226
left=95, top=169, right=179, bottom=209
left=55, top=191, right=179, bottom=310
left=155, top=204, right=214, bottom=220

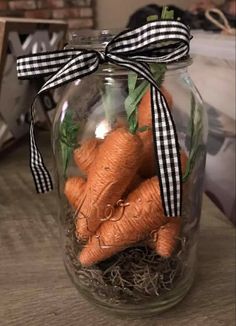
left=17, top=20, right=191, bottom=217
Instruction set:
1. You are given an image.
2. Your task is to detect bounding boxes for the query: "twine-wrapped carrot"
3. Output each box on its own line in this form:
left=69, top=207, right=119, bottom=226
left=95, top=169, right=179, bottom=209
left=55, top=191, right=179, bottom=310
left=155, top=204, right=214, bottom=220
left=138, top=87, right=173, bottom=128
left=155, top=217, right=181, bottom=257
left=124, top=174, right=143, bottom=196
left=137, top=87, right=173, bottom=178
left=144, top=152, right=187, bottom=255
left=138, top=129, right=156, bottom=178
left=67, top=137, right=143, bottom=212
left=146, top=217, right=181, bottom=257
left=180, top=150, right=188, bottom=179
left=64, top=176, right=86, bottom=208
left=138, top=139, right=188, bottom=180
left=74, top=138, right=101, bottom=175
left=79, top=177, right=180, bottom=267
left=76, top=127, right=143, bottom=239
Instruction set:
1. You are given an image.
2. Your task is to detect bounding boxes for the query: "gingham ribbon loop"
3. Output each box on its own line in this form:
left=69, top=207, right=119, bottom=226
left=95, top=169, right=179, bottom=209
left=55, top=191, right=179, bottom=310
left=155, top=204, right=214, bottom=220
left=16, top=20, right=191, bottom=217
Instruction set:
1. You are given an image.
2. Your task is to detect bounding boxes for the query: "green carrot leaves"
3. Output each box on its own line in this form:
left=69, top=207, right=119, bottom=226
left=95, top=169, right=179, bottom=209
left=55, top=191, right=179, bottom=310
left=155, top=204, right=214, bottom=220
left=59, top=111, right=80, bottom=176
left=124, top=5, right=175, bottom=134
left=124, top=64, right=166, bottom=134
left=161, top=6, right=174, bottom=20
left=182, top=94, right=205, bottom=182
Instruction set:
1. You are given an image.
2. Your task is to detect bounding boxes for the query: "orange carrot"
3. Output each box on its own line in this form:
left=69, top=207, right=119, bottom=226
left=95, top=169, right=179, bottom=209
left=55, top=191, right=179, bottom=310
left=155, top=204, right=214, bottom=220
left=76, top=127, right=143, bottom=240
left=137, top=87, right=174, bottom=178
left=155, top=217, right=181, bottom=257
left=74, top=138, right=101, bottom=175
left=124, top=174, right=143, bottom=196
left=138, top=137, right=188, bottom=179
left=64, top=176, right=86, bottom=208
left=138, top=87, right=173, bottom=129
left=144, top=149, right=187, bottom=254
left=180, top=150, right=188, bottom=176
left=144, top=152, right=187, bottom=255
left=138, top=129, right=156, bottom=178
left=146, top=217, right=181, bottom=257
left=79, top=176, right=178, bottom=267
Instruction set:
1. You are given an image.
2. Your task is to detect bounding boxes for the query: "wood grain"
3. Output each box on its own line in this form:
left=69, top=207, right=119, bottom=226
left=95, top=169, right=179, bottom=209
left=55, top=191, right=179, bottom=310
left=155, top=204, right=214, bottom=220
left=0, top=132, right=235, bottom=326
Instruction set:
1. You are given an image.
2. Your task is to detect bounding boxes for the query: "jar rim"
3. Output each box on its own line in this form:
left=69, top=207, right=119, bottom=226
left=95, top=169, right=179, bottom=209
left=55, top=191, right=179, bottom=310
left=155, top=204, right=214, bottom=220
left=69, top=29, right=123, bottom=49
left=68, top=29, right=192, bottom=68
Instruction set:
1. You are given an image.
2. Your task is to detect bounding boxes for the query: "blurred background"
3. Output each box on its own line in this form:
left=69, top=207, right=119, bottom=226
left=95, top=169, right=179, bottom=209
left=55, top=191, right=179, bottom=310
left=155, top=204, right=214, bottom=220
left=0, top=0, right=235, bottom=223
left=0, top=0, right=234, bottom=28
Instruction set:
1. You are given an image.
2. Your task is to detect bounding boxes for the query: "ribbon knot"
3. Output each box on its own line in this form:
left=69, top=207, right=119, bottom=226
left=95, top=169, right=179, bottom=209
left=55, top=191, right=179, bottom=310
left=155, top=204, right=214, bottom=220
left=16, top=20, right=191, bottom=217
left=97, top=50, right=106, bottom=64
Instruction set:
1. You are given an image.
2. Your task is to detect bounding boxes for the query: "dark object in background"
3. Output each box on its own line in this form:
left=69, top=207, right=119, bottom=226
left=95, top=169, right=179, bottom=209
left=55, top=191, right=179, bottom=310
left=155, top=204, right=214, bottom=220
left=126, top=4, right=236, bottom=31
left=127, top=5, right=185, bottom=28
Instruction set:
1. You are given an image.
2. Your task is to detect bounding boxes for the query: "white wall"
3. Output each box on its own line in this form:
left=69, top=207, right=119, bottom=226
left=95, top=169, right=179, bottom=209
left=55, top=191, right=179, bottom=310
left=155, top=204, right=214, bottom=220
left=96, top=0, right=224, bottom=29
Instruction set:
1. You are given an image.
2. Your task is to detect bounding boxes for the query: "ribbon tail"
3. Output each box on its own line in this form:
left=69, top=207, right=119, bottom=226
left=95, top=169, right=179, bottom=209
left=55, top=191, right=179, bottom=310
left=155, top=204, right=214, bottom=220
left=17, top=52, right=101, bottom=194
left=29, top=102, right=53, bottom=193
left=151, top=86, right=182, bottom=217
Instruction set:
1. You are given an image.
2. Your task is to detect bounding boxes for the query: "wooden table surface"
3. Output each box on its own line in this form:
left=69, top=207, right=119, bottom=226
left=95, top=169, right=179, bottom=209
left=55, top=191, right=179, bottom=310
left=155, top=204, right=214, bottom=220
left=0, top=133, right=235, bottom=326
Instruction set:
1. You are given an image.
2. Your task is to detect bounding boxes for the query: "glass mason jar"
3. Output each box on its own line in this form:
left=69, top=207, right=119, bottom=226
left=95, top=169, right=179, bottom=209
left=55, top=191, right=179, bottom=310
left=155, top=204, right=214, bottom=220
left=52, top=30, right=207, bottom=316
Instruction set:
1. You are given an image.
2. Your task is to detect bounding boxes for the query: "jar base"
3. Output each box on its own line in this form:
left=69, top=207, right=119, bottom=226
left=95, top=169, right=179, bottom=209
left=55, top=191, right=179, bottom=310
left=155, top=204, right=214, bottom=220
left=64, top=261, right=194, bottom=318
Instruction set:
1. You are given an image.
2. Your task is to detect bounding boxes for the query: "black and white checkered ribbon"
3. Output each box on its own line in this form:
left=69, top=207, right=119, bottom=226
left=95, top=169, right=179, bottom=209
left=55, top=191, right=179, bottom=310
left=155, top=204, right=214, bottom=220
left=17, top=20, right=191, bottom=217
